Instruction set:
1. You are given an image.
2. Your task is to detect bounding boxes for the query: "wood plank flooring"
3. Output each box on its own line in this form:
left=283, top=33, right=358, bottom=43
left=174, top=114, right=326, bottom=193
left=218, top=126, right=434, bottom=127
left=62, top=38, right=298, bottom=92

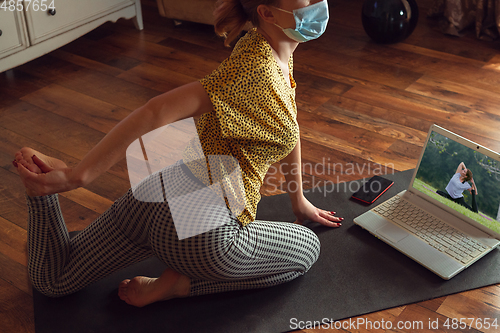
left=0, top=0, right=499, bottom=332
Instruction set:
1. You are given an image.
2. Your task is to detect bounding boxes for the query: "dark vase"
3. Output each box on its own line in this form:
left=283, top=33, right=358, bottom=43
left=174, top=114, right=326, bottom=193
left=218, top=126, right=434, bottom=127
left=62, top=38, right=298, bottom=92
left=361, top=0, right=419, bottom=44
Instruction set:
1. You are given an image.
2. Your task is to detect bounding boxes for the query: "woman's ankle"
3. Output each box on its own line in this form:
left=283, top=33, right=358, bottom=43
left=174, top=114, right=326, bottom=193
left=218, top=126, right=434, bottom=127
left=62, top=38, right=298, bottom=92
left=157, top=269, right=191, bottom=298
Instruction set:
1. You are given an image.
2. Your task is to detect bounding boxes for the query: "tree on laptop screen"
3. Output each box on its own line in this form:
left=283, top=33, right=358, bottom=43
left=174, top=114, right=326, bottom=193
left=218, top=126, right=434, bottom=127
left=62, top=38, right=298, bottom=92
left=412, top=131, right=500, bottom=234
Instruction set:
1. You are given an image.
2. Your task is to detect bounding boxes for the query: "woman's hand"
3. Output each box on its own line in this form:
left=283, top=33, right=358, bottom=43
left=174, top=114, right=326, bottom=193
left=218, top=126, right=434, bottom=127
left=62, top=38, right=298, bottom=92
left=17, top=164, right=76, bottom=196
left=14, top=149, right=80, bottom=196
left=292, top=196, right=343, bottom=227
left=471, top=178, right=479, bottom=195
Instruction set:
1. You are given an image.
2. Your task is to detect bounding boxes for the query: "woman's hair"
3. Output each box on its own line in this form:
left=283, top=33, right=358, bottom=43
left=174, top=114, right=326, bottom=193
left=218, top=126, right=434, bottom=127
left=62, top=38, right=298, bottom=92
left=464, top=169, right=473, bottom=182
left=214, top=0, right=280, bottom=46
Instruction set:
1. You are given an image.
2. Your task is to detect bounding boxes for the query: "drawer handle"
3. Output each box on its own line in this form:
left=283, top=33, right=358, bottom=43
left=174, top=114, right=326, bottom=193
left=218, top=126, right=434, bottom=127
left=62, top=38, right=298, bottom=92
left=48, top=9, right=56, bottom=16
left=0, top=30, right=2, bottom=37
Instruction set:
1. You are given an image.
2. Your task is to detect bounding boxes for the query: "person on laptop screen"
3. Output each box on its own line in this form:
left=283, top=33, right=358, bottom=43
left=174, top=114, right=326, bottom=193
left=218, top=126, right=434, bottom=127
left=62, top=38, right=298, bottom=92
left=437, top=162, right=479, bottom=213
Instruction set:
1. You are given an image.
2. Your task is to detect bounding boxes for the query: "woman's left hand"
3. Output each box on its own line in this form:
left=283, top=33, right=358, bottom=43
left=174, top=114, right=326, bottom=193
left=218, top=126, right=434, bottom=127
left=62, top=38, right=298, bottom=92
left=293, top=196, right=343, bottom=227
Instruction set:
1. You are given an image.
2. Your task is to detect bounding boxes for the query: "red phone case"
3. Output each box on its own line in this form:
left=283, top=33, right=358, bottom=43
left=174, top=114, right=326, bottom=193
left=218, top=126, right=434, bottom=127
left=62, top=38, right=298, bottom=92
left=351, top=176, right=394, bottom=204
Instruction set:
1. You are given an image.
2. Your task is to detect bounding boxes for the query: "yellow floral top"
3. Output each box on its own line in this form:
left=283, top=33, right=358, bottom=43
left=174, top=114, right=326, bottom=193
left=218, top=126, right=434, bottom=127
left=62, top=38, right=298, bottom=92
left=184, top=29, right=299, bottom=226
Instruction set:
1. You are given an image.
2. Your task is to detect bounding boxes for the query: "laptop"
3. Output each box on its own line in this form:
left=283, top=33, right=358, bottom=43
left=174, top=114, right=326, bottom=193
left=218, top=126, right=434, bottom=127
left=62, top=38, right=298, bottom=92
left=354, top=124, right=500, bottom=279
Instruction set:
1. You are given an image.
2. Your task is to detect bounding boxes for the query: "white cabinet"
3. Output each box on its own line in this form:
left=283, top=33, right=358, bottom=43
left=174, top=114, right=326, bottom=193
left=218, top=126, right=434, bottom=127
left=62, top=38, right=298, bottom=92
left=0, top=0, right=143, bottom=73
left=0, top=9, right=29, bottom=58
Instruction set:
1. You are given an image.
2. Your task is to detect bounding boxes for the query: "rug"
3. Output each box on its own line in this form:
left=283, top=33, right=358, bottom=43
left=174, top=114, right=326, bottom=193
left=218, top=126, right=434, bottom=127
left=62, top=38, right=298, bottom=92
left=33, top=170, right=500, bottom=332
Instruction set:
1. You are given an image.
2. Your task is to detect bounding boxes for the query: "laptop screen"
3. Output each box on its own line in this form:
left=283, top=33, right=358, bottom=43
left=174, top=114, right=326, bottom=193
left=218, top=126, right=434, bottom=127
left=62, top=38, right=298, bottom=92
left=412, top=129, right=500, bottom=235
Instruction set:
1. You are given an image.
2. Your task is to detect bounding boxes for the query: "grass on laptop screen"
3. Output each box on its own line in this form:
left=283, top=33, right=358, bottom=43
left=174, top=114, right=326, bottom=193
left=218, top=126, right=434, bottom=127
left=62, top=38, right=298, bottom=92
left=412, top=132, right=500, bottom=235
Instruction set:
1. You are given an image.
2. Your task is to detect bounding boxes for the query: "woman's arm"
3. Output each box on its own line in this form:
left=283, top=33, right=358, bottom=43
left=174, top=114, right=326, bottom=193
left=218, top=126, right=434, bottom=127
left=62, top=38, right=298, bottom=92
left=17, top=82, right=213, bottom=195
left=74, top=82, right=212, bottom=187
left=280, top=137, right=342, bottom=227
left=455, top=162, right=466, bottom=175
left=470, top=178, right=479, bottom=195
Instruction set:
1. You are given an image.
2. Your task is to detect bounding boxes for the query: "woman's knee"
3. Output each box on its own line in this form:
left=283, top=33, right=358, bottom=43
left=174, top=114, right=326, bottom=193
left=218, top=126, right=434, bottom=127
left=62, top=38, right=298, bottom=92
left=29, top=264, right=84, bottom=298
left=299, top=227, right=321, bottom=271
left=312, top=233, right=321, bottom=264
left=30, top=276, right=73, bottom=298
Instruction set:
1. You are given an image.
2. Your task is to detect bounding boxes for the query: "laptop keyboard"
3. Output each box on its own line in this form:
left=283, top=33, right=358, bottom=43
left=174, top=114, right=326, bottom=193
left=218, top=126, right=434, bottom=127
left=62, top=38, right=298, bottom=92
left=373, top=195, right=489, bottom=265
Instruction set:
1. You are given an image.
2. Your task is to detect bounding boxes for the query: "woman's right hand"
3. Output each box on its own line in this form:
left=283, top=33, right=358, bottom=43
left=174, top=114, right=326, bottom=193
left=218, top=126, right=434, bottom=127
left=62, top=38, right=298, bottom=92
left=14, top=152, right=80, bottom=196
left=471, top=178, right=479, bottom=195
left=18, top=166, right=77, bottom=196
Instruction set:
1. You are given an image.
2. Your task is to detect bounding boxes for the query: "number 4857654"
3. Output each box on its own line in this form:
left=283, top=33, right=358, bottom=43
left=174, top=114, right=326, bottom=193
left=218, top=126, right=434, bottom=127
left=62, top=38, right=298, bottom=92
left=1, top=0, right=56, bottom=12
left=443, top=317, right=498, bottom=330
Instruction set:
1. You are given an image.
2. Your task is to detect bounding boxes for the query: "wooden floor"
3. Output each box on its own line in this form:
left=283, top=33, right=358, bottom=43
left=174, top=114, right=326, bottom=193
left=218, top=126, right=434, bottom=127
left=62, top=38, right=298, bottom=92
left=1, top=0, right=499, bottom=332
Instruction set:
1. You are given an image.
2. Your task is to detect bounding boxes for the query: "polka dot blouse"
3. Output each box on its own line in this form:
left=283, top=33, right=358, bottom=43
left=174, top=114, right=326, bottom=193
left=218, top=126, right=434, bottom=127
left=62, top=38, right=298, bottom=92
left=184, top=28, right=299, bottom=227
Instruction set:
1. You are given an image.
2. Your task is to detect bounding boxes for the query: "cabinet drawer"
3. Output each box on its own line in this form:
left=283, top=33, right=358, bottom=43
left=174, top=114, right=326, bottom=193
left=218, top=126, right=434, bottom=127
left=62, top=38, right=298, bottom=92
left=0, top=9, right=29, bottom=58
left=25, top=0, right=135, bottom=45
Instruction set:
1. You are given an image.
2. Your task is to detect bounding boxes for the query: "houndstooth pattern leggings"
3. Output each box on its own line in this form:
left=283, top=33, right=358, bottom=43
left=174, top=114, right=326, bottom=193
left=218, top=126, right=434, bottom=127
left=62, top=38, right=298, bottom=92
left=27, top=161, right=321, bottom=298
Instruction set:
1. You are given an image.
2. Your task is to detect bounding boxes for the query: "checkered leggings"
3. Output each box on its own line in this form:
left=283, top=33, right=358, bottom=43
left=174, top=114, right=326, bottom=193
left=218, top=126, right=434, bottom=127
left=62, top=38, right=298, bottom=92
left=27, top=161, right=320, bottom=298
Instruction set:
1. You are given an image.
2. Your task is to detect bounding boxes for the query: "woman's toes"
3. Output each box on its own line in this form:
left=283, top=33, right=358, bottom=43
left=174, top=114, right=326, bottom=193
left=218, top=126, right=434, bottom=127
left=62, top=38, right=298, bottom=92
left=19, top=148, right=35, bottom=162
left=19, top=159, right=41, bottom=173
left=14, top=147, right=67, bottom=172
left=118, top=280, right=131, bottom=302
left=32, top=155, right=53, bottom=173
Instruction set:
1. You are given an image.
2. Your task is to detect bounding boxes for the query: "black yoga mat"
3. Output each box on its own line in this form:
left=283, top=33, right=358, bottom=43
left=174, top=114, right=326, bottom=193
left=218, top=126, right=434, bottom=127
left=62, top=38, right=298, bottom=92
left=33, top=170, right=500, bottom=333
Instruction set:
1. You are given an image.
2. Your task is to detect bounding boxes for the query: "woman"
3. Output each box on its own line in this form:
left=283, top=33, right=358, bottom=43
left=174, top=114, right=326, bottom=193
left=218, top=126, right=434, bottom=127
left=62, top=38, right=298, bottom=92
left=437, top=162, right=479, bottom=213
left=13, top=0, right=341, bottom=307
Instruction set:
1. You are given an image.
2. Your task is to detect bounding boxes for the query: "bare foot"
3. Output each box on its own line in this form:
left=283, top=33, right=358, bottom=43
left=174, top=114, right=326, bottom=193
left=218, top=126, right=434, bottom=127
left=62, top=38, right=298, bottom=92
left=14, top=147, right=67, bottom=174
left=14, top=147, right=70, bottom=196
left=118, top=268, right=190, bottom=307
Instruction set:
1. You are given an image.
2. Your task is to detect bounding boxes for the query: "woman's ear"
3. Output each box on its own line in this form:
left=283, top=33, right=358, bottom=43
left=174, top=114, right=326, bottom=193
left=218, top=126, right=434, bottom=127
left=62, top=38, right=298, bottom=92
left=256, top=4, right=277, bottom=25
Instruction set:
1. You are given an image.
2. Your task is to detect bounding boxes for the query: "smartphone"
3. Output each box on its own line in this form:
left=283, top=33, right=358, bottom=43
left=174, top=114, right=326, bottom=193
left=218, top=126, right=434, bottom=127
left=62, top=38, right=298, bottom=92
left=351, top=175, right=394, bottom=204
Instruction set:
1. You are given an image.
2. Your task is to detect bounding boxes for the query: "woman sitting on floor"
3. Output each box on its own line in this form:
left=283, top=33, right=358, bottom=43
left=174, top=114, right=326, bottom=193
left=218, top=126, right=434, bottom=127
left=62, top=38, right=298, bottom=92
left=13, top=0, right=341, bottom=307
left=437, top=162, right=479, bottom=213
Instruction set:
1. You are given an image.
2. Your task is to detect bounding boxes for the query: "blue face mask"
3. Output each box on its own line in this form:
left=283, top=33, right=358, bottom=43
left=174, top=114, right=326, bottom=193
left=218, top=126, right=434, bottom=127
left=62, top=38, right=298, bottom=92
left=274, top=0, right=329, bottom=43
